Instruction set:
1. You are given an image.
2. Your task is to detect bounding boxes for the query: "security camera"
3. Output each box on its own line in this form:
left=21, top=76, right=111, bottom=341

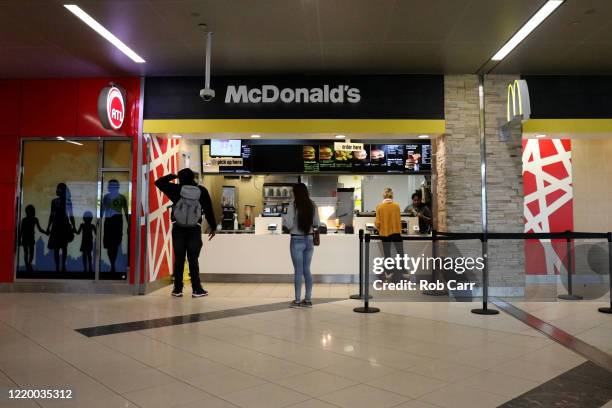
left=200, top=88, right=215, bottom=101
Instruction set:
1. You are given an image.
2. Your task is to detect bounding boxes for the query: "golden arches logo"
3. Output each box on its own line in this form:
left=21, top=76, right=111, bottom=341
left=507, top=80, right=531, bottom=122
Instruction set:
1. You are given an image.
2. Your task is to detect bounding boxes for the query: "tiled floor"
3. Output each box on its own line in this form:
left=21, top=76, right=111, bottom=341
left=512, top=301, right=612, bottom=356
left=0, top=283, right=609, bottom=408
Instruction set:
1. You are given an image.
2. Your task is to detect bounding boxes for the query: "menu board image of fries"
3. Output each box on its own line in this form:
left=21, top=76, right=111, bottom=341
left=334, top=150, right=352, bottom=161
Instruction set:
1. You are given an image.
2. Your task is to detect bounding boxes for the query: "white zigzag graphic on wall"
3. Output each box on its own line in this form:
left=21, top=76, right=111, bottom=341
left=522, top=139, right=573, bottom=275
left=147, top=137, right=180, bottom=282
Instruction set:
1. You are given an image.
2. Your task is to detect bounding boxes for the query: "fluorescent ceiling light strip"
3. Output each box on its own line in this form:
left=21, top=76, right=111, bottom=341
left=64, top=4, right=145, bottom=63
left=491, top=0, right=563, bottom=61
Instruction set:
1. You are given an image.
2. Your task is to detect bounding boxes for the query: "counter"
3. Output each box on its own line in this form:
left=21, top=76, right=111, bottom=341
left=354, top=216, right=420, bottom=234
left=199, top=231, right=433, bottom=283
left=200, top=233, right=358, bottom=281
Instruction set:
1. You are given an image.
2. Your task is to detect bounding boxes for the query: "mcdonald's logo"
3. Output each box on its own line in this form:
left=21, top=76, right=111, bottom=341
left=507, top=79, right=531, bottom=122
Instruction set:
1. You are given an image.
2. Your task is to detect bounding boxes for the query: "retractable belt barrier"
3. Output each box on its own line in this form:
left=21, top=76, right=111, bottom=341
left=351, top=230, right=612, bottom=315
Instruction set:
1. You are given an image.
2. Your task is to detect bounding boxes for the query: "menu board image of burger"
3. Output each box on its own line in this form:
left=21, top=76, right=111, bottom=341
left=303, top=145, right=319, bottom=172
left=369, top=145, right=387, bottom=170
left=318, top=144, right=335, bottom=171
left=405, top=144, right=422, bottom=172
left=351, top=145, right=370, bottom=172
left=353, top=148, right=368, bottom=163
left=319, top=145, right=332, bottom=161
left=303, top=145, right=315, bottom=161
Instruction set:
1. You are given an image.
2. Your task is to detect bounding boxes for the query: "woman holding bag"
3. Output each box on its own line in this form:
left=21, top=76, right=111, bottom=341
left=283, top=183, right=320, bottom=308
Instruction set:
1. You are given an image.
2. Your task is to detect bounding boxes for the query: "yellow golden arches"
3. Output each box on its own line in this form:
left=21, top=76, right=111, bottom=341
left=507, top=79, right=531, bottom=122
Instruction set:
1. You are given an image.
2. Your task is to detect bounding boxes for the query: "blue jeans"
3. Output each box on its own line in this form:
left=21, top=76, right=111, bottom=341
left=290, top=235, right=314, bottom=302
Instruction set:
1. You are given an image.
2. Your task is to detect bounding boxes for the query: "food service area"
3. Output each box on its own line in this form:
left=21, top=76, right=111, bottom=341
left=179, top=136, right=434, bottom=280
left=143, top=75, right=444, bottom=282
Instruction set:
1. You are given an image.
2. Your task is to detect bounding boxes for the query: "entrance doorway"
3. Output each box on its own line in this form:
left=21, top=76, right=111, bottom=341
left=16, top=138, right=131, bottom=280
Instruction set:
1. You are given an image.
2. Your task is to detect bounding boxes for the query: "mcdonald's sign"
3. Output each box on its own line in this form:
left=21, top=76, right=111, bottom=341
left=507, top=79, right=531, bottom=122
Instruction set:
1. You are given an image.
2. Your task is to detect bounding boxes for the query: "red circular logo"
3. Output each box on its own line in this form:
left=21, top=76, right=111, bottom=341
left=106, top=87, right=125, bottom=130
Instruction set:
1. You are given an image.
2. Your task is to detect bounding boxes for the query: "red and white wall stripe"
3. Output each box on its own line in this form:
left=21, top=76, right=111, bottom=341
left=522, top=139, right=573, bottom=275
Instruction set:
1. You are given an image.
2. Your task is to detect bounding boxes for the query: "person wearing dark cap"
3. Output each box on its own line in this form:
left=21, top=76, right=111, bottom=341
left=155, top=168, right=217, bottom=298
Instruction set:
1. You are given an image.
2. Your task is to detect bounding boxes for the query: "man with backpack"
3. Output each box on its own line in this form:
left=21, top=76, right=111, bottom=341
left=155, top=168, right=217, bottom=298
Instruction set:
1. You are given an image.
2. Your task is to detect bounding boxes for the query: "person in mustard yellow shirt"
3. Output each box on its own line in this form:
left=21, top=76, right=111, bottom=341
left=375, top=188, right=404, bottom=282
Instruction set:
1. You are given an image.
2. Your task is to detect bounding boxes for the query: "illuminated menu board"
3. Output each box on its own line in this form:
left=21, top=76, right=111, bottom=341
left=203, top=141, right=431, bottom=174
left=303, top=143, right=353, bottom=173
left=351, top=143, right=431, bottom=173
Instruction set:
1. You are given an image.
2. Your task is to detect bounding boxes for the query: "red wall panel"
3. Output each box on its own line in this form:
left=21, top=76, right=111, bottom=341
left=0, top=135, right=19, bottom=184
left=0, top=182, right=18, bottom=231
left=19, top=79, right=79, bottom=137
left=0, top=80, right=22, bottom=136
left=0, top=77, right=141, bottom=283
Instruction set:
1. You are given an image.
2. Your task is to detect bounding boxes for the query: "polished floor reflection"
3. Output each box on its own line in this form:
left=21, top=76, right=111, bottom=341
left=0, top=283, right=610, bottom=408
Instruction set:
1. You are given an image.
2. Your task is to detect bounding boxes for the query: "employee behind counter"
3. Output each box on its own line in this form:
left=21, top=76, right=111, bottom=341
left=404, top=190, right=432, bottom=233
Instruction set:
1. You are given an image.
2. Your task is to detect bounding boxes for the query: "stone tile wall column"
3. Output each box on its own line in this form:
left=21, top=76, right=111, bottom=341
left=438, top=74, right=524, bottom=295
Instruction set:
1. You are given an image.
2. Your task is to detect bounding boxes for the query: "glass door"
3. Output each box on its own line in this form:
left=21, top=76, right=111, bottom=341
left=98, top=140, right=132, bottom=280
left=16, top=138, right=131, bottom=281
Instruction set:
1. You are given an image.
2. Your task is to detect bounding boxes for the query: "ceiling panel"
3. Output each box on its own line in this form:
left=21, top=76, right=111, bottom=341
left=148, top=0, right=318, bottom=43
left=0, top=0, right=611, bottom=77
left=384, top=0, right=468, bottom=42
left=316, top=0, right=397, bottom=42
left=491, top=0, right=612, bottom=73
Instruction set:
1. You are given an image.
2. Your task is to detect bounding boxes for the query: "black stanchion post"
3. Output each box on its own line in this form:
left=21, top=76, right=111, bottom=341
left=559, top=230, right=583, bottom=301
left=354, top=232, right=380, bottom=313
left=598, top=232, right=612, bottom=314
left=423, top=229, right=447, bottom=296
left=350, top=229, right=371, bottom=300
left=471, top=233, right=499, bottom=315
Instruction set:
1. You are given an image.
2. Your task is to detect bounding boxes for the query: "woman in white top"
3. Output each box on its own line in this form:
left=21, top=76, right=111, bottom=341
left=282, top=183, right=320, bottom=308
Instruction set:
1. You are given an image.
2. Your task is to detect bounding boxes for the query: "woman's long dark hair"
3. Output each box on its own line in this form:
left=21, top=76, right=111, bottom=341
left=56, top=183, right=72, bottom=212
left=293, top=183, right=314, bottom=233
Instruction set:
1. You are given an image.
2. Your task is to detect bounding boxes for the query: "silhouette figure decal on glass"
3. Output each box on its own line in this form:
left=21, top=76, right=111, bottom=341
left=46, top=183, right=76, bottom=273
left=76, top=211, right=96, bottom=273
left=101, top=179, right=129, bottom=274
left=19, top=204, right=48, bottom=272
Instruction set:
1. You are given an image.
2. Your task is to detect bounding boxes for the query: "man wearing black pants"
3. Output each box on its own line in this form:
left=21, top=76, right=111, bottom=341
left=155, top=169, right=217, bottom=298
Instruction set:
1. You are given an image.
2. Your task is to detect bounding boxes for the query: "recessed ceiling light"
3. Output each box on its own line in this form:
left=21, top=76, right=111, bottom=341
left=535, top=134, right=546, bottom=138
left=491, top=0, right=564, bottom=61
left=64, top=5, right=146, bottom=63
left=335, top=135, right=346, bottom=139
left=251, top=134, right=261, bottom=138
left=418, top=134, right=429, bottom=139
